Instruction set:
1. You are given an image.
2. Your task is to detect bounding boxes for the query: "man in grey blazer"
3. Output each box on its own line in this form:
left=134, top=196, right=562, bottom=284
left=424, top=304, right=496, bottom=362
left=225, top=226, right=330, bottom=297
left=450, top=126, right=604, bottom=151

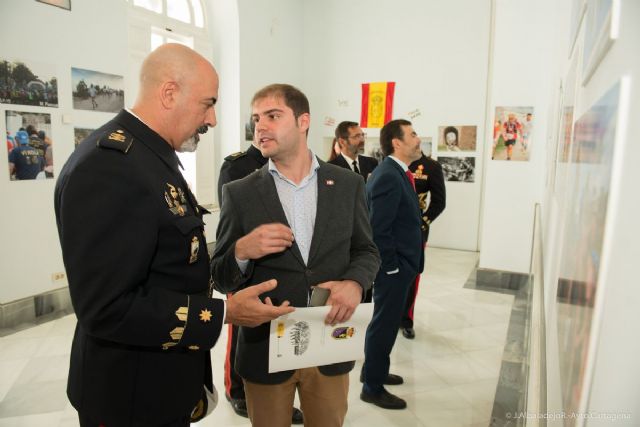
left=211, top=84, right=380, bottom=427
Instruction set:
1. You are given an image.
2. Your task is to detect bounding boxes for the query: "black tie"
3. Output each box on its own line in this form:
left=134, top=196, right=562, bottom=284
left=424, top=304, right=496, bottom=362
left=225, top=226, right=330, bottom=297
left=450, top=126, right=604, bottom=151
left=352, top=160, right=360, bottom=175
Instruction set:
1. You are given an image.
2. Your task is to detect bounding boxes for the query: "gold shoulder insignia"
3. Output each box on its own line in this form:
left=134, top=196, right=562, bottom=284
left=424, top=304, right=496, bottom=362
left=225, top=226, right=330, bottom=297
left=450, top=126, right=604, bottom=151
left=224, top=151, right=247, bottom=161
left=97, top=129, right=134, bottom=153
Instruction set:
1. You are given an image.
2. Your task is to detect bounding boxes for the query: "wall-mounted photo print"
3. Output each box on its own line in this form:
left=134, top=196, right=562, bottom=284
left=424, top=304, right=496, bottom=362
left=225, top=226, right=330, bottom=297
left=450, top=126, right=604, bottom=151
left=420, top=137, right=433, bottom=157
left=244, top=117, right=255, bottom=141
left=74, top=127, right=96, bottom=148
left=6, top=110, right=53, bottom=181
left=492, top=106, right=534, bottom=161
left=438, top=156, right=475, bottom=183
left=437, top=125, right=476, bottom=152
left=362, top=136, right=432, bottom=163
left=0, top=59, right=59, bottom=107
left=36, top=0, right=71, bottom=11
left=555, top=79, right=624, bottom=422
left=72, top=67, right=124, bottom=113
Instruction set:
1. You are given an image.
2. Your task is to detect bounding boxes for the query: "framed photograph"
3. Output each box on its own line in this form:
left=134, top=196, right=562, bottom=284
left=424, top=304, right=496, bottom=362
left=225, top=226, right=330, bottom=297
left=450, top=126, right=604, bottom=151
left=36, top=0, right=71, bottom=11
left=555, top=48, right=580, bottom=197
left=438, top=156, right=475, bottom=183
left=6, top=110, right=54, bottom=181
left=71, top=67, right=125, bottom=113
left=74, top=127, right=96, bottom=148
left=0, top=58, right=59, bottom=108
left=437, top=125, right=477, bottom=152
left=582, top=0, right=620, bottom=84
left=568, top=0, right=587, bottom=58
left=420, top=137, right=433, bottom=157
left=555, top=78, right=627, bottom=422
left=492, top=106, right=535, bottom=161
left=244, top=117, right=255, bottom=141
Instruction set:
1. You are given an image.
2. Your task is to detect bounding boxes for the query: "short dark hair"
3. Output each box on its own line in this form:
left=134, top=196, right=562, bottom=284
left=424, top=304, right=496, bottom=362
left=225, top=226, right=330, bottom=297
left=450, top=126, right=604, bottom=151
left=380, top=119, right=411, bottom=156
left=335, top=121, right=359, bottom=140
left=26, top=125, right=38, bottom=136
left=443, top=126, right=459, bottom=143
left=251, top=84, right=309, bottom=120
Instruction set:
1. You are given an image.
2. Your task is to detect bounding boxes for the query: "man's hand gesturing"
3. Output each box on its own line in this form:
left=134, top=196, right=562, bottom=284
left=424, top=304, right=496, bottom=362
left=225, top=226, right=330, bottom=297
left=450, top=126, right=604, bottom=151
left=225, top=279, right=295, bottom=327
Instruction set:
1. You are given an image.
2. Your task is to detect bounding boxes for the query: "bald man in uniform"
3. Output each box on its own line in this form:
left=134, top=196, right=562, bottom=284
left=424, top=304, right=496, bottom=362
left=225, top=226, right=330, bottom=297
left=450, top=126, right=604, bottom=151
left=55, top=44, right=294, bottom=427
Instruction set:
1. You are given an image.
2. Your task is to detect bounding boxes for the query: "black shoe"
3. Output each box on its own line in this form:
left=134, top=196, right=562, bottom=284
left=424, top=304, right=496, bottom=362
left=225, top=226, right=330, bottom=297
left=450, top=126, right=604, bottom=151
left=401, top=327, right=415, bottom=339
left=292, top=407, right=304, bottom=424
left=360, top=371, right=404, bottom=385
left=360, top=388, right=407, bottom=410
left=228, top=397, right=248, bottom=418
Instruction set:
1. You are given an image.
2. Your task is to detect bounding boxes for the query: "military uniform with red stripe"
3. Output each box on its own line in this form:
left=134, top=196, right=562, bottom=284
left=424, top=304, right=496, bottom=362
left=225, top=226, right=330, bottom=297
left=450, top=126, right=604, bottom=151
left=401, top=153, right=446, bottom=338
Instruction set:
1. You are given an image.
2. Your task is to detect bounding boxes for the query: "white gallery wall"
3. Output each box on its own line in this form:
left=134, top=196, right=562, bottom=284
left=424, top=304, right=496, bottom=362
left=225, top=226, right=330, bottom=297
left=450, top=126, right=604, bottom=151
left=478, top=0, right=568, bottom=273
left=300, top=0, right=492, bottom=251
left=0, top=0, right=129, bottom=303
left=540, top=0, right=640, bottom=424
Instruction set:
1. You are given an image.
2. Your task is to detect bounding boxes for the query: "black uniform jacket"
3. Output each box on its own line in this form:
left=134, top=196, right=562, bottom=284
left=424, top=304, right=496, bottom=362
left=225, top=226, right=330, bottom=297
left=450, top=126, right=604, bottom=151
left=211, top=161, right=381, bottom=384
left=409, top=154, right=446, bottom=241
left=217, top=144, right=267, bottom=205
left=328, top=153, right=378, bottom=182
left=54, top=110, right=225, bottom=425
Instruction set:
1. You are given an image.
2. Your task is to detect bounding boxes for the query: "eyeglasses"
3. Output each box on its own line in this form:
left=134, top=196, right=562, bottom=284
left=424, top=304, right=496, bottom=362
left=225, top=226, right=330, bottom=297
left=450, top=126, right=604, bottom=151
left=348, top=133, right=367, bottom=140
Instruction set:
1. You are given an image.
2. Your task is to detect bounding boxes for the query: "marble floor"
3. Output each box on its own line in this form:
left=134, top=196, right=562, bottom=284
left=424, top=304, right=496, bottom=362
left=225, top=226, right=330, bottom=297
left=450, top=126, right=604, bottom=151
left=0, top=248, right=517, bottom=427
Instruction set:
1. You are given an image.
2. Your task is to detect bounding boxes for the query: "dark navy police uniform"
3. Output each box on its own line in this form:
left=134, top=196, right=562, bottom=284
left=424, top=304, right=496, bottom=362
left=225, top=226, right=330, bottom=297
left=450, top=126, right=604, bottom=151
left=401, top=154, right=446, bottom=330
left=217, top=145, right=267, bottom=205
left=55, top=110, right=224, bottom=426
left=217, top=144, right=267, bottom=403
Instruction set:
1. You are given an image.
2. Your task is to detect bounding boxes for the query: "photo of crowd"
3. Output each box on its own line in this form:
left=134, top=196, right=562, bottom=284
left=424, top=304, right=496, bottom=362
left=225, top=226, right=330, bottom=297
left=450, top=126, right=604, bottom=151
left=0, top=59, right=58, bottom=108
left=6, top=110, right=54, bottom=181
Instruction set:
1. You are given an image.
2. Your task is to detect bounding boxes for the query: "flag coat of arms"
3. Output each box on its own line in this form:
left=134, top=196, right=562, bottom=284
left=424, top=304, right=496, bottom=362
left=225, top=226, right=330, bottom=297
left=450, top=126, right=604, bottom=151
left=360, top=82, right=395, bottom=128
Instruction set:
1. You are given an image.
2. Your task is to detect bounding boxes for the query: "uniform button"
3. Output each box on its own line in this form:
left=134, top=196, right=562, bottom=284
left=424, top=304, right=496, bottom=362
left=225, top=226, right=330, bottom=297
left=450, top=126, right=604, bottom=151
left=305, top=269, right=312, bottom=276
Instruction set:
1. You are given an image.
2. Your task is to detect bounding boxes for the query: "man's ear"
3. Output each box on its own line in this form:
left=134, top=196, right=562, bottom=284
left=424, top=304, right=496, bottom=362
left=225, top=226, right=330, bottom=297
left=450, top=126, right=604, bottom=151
left=297, top=113, right=310, bottom=134
left=391, top=137, right=401, bottom=152
left=159, top=81, right=179, bottom=109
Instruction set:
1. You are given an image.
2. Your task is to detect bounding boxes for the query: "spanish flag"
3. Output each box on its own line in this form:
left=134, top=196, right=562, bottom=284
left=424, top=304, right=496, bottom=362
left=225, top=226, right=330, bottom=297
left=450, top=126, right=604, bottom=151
left=360, top=82, right=395, bottom=128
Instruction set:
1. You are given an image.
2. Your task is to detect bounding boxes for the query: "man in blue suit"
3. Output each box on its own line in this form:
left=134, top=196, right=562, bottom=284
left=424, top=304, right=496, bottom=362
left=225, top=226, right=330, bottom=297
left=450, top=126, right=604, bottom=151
left=361, top=119, right=424, bottom=410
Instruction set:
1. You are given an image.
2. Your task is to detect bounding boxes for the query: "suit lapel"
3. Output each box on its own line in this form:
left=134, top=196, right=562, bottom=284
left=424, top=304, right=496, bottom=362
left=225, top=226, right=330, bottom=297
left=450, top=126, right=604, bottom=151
left=255, top=166, right=306, bottom=267
left=357, top=155, right=370, bottom=180
left=335, top=155, right=349, bottom=169
left=307, top=162, right=333, bottom=265
left=385, top=157, right=421, bottom=213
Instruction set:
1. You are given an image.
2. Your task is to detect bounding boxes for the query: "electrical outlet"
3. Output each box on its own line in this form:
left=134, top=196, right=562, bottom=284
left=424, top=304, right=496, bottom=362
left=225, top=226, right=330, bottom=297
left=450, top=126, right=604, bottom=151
left=51, top=272, right=66, bottom=283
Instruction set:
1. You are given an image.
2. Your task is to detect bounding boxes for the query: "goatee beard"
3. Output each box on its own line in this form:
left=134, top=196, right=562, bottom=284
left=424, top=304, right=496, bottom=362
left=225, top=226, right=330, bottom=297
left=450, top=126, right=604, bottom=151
left=178, top=135, right=198, bottom=152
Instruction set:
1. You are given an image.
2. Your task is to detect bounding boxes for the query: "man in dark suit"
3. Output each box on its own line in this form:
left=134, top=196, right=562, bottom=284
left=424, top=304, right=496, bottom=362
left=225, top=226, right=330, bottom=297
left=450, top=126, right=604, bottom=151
left=360, top=119, right=423, bottom=410
left=328, top=120, right=378, bottom=182
left=217, top=138, right=304, bottom=424
left=211, top=84, right=380, bottom=427
left=328, top=120, right=379, bottom=303
left=400, top=153, right=446, bottom=339
left=54, top=44, right=293, bottom=427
